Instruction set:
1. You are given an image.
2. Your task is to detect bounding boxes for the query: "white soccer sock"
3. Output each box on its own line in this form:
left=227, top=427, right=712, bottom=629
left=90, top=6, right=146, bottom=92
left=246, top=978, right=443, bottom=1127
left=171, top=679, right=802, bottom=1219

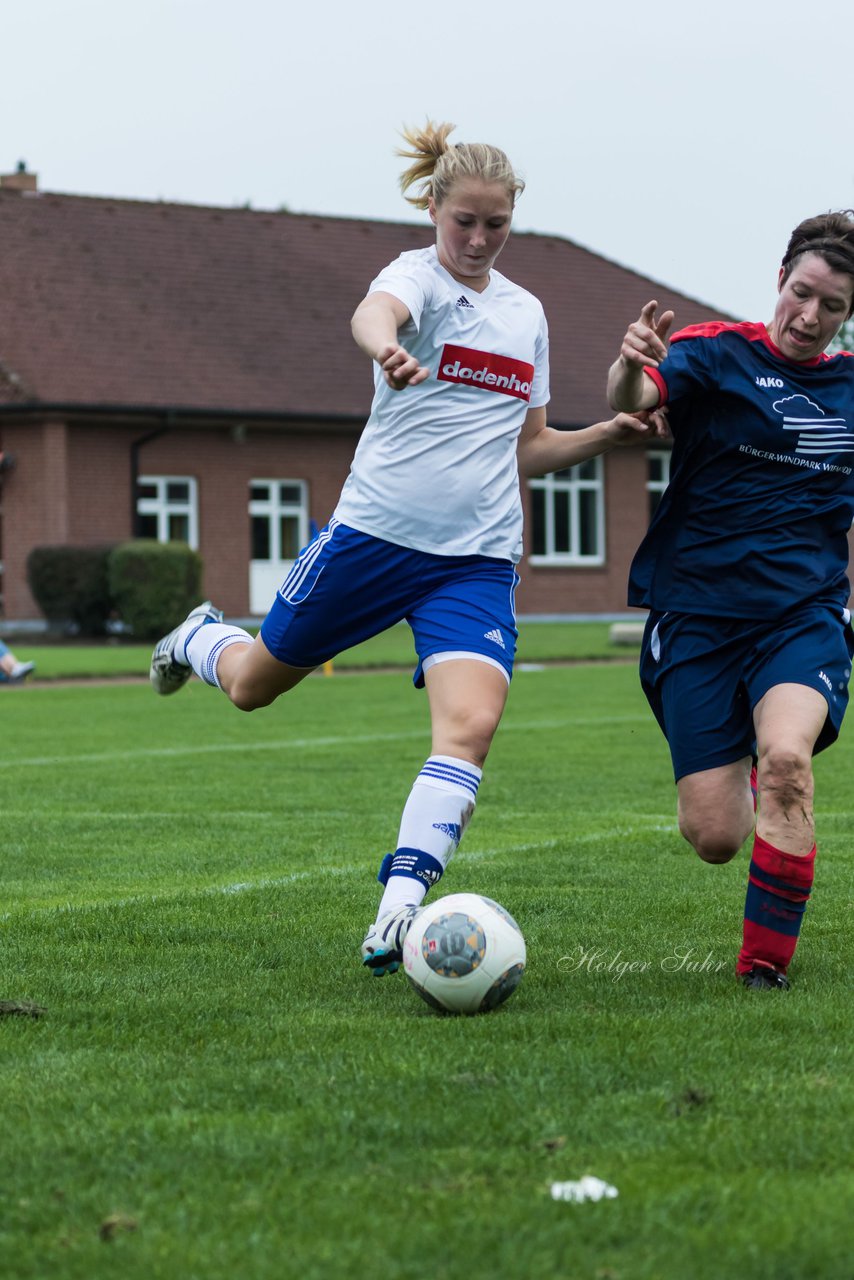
left=184, top=623, right=253, bottom=689
left=376, top=754, right=482, bottom=917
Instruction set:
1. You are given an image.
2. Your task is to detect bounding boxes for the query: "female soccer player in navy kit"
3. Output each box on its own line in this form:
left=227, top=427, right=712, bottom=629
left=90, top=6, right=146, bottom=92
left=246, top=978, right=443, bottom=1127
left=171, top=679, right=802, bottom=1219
left=608, top=211, right=854, bottom=990
left=151, top=121, right=662, bottom=975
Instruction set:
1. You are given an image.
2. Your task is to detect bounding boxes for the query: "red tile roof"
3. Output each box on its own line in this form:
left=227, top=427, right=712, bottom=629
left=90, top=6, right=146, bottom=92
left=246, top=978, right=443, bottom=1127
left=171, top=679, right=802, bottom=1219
left=0, top=189, right=731, bottom=422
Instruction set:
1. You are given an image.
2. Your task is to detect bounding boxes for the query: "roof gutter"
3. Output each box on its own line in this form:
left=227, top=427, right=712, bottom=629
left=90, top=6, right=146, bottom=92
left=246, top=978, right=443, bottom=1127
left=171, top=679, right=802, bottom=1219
left=0, top=402, right=367, bottom=430
left=0, top=401, right=588, bottom=433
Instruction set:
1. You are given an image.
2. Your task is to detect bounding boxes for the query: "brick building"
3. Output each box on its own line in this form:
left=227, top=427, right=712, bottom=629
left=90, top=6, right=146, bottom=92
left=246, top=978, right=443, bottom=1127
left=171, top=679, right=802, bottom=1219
left=0, top=168, right=732, bottom=625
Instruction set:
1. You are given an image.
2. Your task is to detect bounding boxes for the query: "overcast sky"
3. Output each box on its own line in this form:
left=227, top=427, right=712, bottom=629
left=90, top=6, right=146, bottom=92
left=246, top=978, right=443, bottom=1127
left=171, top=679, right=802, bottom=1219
left=6, top=0, right=854, bottom=325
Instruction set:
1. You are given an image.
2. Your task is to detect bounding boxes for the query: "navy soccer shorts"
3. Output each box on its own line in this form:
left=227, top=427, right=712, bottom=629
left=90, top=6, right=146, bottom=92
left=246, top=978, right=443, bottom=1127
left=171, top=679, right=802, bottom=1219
left=639, top=602, right=854, bottom=781
left=259, top=518, right=519, bottom=685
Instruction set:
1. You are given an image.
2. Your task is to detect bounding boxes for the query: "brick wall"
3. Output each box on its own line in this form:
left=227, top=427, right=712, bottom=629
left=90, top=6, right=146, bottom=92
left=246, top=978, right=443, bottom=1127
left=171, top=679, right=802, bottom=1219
left=5, top=416, right=852, bottom=626
left=3, top=419, right=152, bottom=616
left=130, top=423, right=358, bottom=616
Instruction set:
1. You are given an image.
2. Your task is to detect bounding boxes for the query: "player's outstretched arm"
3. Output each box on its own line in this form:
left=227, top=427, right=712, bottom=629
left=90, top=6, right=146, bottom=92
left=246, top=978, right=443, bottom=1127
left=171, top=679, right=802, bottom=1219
left=517, top=406, right=670, bottom=479
left=606, top=299, right=673, bottom=412
left=351, top=291, right=430, bottom=390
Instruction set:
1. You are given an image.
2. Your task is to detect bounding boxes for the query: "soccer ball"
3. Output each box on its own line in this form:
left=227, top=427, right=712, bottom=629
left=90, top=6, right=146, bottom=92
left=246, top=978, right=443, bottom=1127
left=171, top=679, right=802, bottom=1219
left=402, top=892, right=526, bottom=1015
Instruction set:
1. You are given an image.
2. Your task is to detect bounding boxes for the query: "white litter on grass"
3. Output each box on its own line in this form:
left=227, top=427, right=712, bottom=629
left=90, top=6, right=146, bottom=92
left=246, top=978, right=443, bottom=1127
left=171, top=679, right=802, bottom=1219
left=550, top=1176, right=619, bottom=1203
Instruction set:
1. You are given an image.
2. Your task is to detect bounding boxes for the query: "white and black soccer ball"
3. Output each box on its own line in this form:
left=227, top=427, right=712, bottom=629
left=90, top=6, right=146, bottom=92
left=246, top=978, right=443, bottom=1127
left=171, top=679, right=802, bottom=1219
left=402, top=892, right=526, bottom=1015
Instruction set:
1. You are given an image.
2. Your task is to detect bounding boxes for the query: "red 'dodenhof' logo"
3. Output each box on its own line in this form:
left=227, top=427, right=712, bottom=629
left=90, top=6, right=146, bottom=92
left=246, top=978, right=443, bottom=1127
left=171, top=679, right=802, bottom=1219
left=437, top=344, right=535, bottom=402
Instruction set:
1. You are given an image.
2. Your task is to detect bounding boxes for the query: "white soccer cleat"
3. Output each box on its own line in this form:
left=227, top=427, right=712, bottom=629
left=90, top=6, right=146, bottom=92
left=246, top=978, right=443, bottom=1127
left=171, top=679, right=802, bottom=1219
left=9, top=661, right=35, bottom=682
left=149, top=601, right=223, bottom=695
left=361, top=905, right=419, bottom=977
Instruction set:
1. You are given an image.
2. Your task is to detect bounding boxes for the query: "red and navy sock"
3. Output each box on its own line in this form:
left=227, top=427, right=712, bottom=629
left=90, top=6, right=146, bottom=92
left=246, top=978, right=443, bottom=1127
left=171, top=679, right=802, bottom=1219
left=736, top=834, right=815, bottom=977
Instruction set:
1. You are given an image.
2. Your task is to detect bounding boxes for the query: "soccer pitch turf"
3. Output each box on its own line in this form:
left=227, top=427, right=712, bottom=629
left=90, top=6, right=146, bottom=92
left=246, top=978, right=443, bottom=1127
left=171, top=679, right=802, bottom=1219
left=2, top=665, right=852, bottom=1279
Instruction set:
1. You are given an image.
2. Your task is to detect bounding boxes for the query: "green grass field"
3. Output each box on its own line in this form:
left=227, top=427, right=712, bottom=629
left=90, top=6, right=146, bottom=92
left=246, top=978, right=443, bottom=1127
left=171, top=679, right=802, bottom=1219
left=2, top=659, right=852, bottom=1279
left=8, top=619, right=639, bottom=680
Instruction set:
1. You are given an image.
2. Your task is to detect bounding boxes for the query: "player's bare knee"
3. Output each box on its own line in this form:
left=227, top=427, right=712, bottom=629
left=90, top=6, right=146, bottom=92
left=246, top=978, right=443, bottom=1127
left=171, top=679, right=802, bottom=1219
left=759, top=748, right=813, bottom=811
left=461, top=725, right=499, bottom=767
left=694, top=837, right=741, bottom=865
left=679, top=816, right=743, bottom=864
left=444, top=712, right=500, bottom=767
left=229, top=690, right=265, bottom=713
left=226, top=678, right=276, bottom=713
left=759, top=745, right=811, bottom=788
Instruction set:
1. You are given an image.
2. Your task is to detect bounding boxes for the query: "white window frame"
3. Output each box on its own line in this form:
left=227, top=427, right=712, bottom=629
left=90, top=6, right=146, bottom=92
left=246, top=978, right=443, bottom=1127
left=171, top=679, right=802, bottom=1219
left=248, top=479, right=309, bottom=562
left=646, top=449, right=671, bottom=522
left=248, top=478, right=310, bottom=615
left=528, top=456, right=605, bottom=565
left=137, top=475, right=199, bottom=549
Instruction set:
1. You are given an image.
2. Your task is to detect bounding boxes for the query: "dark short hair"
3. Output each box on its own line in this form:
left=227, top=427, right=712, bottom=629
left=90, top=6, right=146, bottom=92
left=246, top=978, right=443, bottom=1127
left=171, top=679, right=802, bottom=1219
left=780, top=211, right=854, bottom=317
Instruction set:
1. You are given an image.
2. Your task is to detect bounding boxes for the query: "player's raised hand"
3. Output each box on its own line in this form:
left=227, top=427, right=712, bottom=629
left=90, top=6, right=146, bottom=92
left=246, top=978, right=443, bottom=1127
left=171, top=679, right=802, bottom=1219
left=378, top=343, right=430, bottom=391
left=620, top=300, right=674, bottom=369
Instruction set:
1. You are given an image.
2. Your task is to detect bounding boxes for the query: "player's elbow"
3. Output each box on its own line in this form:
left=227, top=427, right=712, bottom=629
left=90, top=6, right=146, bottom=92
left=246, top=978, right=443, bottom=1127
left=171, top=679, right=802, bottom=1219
left=350, top=297, right=371, bottom=336
left=516, top=441, right=544, bottom=479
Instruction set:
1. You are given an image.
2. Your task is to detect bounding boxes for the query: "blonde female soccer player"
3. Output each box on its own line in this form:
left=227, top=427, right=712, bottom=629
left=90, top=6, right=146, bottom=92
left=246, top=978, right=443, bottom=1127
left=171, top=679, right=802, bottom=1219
left=151, top=121, right=662, bottom=975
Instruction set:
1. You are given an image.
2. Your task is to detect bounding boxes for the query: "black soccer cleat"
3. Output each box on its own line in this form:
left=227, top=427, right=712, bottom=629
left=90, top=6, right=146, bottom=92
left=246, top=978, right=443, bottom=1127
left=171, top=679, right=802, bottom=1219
left=741, top=963, right=790, bottom=991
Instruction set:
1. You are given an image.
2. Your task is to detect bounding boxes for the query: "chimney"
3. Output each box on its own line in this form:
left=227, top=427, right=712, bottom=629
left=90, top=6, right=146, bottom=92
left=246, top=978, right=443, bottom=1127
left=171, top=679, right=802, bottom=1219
left=1, top=161, right=37, bottom=193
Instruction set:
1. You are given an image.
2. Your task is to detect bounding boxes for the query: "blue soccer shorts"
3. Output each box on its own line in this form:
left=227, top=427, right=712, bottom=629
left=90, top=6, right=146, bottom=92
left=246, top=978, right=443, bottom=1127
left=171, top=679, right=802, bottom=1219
left=639, top=601, right=854, bottom=781
left=259, top=518, right=520, bottom=686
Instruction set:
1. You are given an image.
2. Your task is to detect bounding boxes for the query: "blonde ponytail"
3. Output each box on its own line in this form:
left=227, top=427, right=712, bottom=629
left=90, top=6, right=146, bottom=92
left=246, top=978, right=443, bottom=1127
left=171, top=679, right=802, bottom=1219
left=397, top=120, right=524, bottom=211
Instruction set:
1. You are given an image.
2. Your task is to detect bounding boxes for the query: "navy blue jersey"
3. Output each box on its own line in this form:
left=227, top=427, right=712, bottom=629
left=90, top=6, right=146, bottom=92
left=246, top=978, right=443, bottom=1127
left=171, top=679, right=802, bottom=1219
left=629, top=321, right=854, bottom=619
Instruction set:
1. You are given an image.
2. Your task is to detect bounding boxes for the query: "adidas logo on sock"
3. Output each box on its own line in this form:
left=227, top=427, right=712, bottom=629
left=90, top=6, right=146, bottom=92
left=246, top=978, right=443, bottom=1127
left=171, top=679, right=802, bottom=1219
left=456, top=295, right=475, bottom=309
left=484, top=628, right=505, bottom=649
left=432, top=821, right=462, bottom=846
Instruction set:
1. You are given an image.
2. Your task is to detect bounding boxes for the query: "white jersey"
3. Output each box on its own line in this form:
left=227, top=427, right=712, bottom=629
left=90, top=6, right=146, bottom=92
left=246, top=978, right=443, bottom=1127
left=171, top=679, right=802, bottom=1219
left=333, top=244, right=550, bottom=563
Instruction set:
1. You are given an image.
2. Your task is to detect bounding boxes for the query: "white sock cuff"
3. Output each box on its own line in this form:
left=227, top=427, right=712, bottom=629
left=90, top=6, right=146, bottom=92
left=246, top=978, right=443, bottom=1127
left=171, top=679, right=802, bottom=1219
left=186, top=624, right=253, bottom=688
left=416, top=755, right=482, bottom=800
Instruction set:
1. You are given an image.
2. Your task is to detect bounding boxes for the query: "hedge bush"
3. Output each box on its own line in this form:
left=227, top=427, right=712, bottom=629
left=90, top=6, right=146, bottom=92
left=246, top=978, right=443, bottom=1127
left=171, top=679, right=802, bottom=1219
left=107, top=540, right=203, bottom=639
left=26, top=545, right=116, bottom=635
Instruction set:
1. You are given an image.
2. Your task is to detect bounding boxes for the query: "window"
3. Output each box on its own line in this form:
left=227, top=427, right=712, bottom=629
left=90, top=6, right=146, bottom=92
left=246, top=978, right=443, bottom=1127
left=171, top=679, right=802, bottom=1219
left=137, top=476, right=198, bottom=548
left=529, top=457, right=604, bottom=564
left=249, top=480, right=308, bottom=563
left=646, top=450, right=671, bottom=522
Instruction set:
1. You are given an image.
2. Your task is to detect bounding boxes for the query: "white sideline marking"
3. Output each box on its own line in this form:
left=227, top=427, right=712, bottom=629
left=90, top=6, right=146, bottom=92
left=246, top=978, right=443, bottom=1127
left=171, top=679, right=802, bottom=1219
left=0, top=823, right=678, bottom=920
left=1, top=865, right=356, bottom=920
left=0, top=810, right=345, bottom=821
left=0, top=716, right=648, bottom=770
